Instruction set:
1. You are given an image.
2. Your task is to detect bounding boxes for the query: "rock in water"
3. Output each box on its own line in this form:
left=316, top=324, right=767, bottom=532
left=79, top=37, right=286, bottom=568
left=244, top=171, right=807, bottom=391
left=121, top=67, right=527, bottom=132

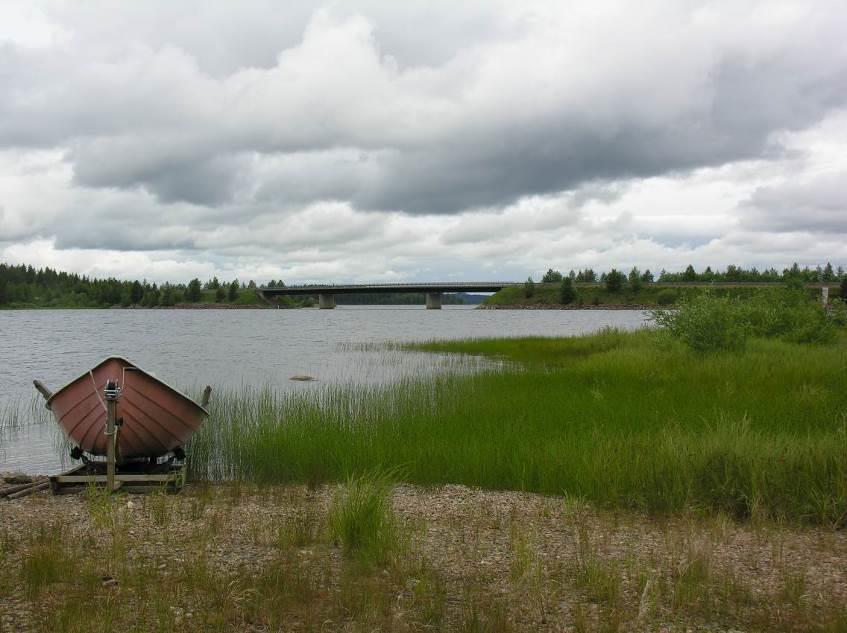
left=290, top=375, right=316, bottom=382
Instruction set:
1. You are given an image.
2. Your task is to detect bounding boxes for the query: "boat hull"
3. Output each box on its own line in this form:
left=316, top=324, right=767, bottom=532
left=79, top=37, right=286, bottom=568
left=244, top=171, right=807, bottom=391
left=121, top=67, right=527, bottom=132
left=46, top=357, right=207, bottom=459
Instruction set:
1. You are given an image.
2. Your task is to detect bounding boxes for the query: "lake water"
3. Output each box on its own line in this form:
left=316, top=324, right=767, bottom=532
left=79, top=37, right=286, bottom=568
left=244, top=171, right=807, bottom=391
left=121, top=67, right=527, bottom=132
left=0, top=307, right=648, bottom=473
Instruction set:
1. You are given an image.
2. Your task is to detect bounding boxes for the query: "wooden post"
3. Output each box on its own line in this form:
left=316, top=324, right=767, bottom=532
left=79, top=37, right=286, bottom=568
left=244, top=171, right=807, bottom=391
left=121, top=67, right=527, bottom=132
left=104, top=381, right=120, bottom=493
left=32, top=380, right=53, bottom=409
left=201, top=385, right=212, bottom=408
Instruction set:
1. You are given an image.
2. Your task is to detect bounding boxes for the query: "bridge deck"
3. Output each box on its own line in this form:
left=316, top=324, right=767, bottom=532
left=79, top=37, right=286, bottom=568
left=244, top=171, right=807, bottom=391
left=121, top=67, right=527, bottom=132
left=257, top=280, right=841, bottom=297
left=258, top=282, right=519, bottom=296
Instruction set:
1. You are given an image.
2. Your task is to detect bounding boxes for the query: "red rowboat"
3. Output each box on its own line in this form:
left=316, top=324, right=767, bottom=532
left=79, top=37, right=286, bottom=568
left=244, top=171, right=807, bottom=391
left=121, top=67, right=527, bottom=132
left=35, top=357, right=209, bottom=460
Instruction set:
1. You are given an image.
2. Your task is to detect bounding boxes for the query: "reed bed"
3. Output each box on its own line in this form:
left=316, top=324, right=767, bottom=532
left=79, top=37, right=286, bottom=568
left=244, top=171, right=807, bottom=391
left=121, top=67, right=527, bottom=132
left=188, top=329, right=847, bottom=525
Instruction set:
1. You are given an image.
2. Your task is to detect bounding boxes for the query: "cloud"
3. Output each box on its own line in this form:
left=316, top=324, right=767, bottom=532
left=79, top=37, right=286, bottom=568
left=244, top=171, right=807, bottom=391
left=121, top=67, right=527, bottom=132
left=742, top=172, right=847, bottom=233
left=2, top=2, right=847, bottom=283
left=1, top=2, right=846, bottom=214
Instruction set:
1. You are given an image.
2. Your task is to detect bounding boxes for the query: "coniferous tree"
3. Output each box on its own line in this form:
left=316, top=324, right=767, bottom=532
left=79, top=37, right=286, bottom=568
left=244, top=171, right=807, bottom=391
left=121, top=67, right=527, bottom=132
left=560, top=277, right=577, bottom=304
left=524, top=277, right=535, bottom=298
left=823, top=262, right=835, bottom=282
left=186, top=278, right=203, bottom=302
left=542, top=268, right=563, bottom=283
left=228, top=280, right=239, bottom=302
left=130, top=280, right=143, bottom=305
left=605, top=269, right=625, bottom=292
left=628, top=267, right=642, bottom=293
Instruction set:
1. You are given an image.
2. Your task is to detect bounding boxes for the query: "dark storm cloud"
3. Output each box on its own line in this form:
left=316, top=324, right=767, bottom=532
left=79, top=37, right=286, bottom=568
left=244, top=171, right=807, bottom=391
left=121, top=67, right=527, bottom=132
left=1, top=0, right=847, bottom=230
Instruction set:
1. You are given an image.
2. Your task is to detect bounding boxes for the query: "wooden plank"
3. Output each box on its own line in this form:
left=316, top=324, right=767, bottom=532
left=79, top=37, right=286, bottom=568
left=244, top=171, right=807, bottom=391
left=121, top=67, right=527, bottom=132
left=53, top=472, right=180, bottom=483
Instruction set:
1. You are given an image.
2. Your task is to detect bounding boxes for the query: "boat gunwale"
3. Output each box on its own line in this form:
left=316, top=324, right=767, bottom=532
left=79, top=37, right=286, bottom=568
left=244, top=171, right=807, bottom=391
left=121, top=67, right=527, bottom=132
left=45, top=356, right=209, bottom=417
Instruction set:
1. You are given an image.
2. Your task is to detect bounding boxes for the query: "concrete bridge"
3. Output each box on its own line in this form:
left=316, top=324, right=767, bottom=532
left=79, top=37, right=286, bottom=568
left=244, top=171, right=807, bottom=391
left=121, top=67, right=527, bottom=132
left=257, top=282, right=520, bottom=309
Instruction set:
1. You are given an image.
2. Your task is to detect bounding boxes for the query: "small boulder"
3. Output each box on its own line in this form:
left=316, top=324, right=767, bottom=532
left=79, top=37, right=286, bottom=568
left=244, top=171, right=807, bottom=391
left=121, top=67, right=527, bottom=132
left=290, top=375, right=316, bottom=382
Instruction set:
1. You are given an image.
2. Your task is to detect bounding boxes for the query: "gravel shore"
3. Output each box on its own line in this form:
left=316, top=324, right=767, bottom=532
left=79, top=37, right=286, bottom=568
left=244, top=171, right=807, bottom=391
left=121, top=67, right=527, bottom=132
left=2, top=483, right=845, bottom=632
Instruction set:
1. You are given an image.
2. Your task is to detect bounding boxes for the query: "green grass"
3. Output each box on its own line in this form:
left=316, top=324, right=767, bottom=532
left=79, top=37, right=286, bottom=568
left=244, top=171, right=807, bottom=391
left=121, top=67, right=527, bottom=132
left=187, top=328, right=847, bottom=524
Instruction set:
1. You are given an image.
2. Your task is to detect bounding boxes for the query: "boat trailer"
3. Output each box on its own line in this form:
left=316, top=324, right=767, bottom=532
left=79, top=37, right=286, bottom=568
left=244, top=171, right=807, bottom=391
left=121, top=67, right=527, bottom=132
left=34, top=366, right=210, bottom=495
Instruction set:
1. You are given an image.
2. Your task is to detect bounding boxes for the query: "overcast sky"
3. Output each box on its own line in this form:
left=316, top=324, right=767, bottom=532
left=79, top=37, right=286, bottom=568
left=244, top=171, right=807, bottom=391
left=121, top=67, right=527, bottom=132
left=1, top=1, right=846, bottom=284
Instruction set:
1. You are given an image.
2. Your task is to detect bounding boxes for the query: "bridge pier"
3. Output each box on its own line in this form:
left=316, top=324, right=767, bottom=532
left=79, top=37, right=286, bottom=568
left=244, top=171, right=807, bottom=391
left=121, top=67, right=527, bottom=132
left=318, top=293, right=336, bottom=309
left=425, top=292, right=442, bottom=310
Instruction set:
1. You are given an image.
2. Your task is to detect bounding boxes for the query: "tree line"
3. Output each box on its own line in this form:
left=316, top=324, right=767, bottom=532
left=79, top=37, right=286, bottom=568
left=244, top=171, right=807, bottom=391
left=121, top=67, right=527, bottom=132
left=525, top=263, right=847, bottom=305
left=0, top=263, right=262, bottom=308
left=539, top=262, right=846, bottom=285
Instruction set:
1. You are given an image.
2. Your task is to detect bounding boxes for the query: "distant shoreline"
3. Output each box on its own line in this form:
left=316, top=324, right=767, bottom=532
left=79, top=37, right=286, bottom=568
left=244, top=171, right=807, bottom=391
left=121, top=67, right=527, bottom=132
left=478, top=303, right=653, bottom=310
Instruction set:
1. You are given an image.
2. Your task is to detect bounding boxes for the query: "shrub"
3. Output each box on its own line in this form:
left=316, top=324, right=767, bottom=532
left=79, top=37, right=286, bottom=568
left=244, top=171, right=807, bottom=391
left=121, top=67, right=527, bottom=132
left=652, top=289, right=836, bottom=352
left=652, top=294, right=749, bottom=352
left=656, top=289, right=678, bottom=305
left=328, top=472, right=402, bottom=566
left=524, top=277, right=535, bottom=298
left=740, top=289, right=835, bottom=344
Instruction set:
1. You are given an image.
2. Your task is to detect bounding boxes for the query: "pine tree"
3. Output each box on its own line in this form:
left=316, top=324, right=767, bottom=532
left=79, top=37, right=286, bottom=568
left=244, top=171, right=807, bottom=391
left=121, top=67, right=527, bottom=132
left=628, top=267, right=642, bottom=293
left=130, top=280, right=143, bottom=304
left=560, top=277, right=577, bottom=304
left=605, top=269, right=625, bottom=292
left=186, top=278, right=203, bottom=302
left=542, top=268, right=563, bottom=283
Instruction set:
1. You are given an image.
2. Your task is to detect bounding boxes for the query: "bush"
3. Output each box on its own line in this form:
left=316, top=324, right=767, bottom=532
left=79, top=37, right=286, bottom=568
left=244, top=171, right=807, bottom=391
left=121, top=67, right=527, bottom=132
left=524, top=277, right=535, bottom=298
left=652, top=289, right=836, bottom=352
left=740, top=289, right=835, bottom=344
left=656, top=289, right=678, bottom=305
left=652, top=294, right=748, bottom=352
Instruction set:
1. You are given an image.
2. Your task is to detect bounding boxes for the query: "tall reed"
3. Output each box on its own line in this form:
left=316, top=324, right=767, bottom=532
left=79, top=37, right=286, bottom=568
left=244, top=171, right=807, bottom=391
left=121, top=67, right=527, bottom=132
left=187, top=330, right=847, bottom=524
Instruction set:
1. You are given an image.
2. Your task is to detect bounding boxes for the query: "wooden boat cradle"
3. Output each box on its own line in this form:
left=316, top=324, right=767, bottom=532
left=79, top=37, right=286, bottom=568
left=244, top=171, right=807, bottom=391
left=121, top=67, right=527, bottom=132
left=49, top=462, right=186, bottom=495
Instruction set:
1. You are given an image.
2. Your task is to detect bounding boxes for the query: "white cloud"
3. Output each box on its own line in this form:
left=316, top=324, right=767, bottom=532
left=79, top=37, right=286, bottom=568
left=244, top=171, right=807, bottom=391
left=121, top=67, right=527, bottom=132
left=1, top=1, right=846, bottom=282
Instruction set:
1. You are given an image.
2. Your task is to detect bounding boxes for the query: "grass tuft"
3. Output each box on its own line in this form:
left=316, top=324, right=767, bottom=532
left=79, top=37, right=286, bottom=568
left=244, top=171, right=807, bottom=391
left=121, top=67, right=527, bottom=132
left=328, top=471, right=403, bottom=566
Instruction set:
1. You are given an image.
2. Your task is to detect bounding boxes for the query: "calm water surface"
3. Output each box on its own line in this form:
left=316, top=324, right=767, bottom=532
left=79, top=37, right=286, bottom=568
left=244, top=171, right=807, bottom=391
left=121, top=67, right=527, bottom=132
left=0, top=306, right=648, bottom=473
